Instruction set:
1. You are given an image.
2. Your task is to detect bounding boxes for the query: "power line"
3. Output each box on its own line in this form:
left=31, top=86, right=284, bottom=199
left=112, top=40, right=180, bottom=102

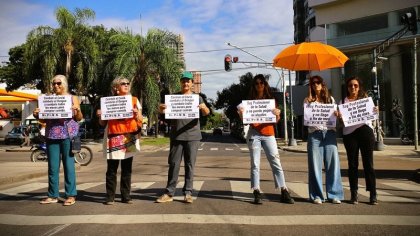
left=185, top=42, right=294, bottom=54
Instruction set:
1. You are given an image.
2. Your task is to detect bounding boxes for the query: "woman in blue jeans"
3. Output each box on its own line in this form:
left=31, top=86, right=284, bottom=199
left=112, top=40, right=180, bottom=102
left=304, top=75, right=343, bottom=204
left=33, top=75, right=83, bottom=206
left=238, top=74, right=294, bottom=205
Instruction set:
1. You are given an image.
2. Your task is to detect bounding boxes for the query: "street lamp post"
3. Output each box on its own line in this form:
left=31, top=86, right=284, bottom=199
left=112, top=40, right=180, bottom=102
left=372, top=50, right=385, bottom=151
left=226, top=42, right=288, bottom=144
left=288, top=70, right=297, bottom=146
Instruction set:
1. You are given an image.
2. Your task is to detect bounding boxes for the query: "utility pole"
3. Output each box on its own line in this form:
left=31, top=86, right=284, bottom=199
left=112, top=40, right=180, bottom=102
left=414, top=37, right=418, bottom=150
left=288, top=70, right=297, bottom=146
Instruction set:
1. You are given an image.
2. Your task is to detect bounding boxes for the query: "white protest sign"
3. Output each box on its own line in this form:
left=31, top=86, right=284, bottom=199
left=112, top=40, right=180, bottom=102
left=100, top=95, right=133, bottom=120
left=242, top=99, right=276, bottom=124
left=165, top=94, right=199, bottom=119
left=38, top=95, right=72, bottom=119
left=338, top=97, right=378, bottom=127
left=304, top=103, right=337, bottom=127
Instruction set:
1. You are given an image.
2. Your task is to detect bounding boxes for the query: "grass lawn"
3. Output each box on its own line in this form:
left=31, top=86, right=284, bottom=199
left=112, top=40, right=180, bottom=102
left=140, top=137, right=170, bottom=146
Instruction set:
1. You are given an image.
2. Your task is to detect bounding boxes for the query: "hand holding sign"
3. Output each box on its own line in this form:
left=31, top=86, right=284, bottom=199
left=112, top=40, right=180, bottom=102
left=338, top=97, right=378, bottom=127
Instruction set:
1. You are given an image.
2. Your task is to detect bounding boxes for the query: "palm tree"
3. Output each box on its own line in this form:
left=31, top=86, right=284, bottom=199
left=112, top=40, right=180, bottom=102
left=109, top=28, right=184, bottom=119
left=26, top=7, right=96, bottom=94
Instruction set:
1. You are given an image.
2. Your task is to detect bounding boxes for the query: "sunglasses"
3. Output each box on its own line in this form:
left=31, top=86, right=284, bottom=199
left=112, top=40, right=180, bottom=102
left=120, top=82, right=130, bottom=86
left=348, top=84, right=359, bottom=88
left=311, top=80, right=322, bottom=85
left=255, top=81, right=264, bottom=85
left=52, top=82, right=62, bottom=86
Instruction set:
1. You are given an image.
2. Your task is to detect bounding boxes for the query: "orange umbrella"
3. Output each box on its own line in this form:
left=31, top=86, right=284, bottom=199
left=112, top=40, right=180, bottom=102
left=273, top=42, right=349, bottom=71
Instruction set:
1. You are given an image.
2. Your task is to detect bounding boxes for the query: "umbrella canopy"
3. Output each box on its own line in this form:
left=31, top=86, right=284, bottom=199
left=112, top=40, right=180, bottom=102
left=273, top=42, right=349, bottom=71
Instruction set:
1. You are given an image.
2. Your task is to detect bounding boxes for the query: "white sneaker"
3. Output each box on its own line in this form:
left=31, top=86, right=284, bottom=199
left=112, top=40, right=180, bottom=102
left=331, top=199, right=341, bottom=204
left=313, top=198, right=323, bottom=204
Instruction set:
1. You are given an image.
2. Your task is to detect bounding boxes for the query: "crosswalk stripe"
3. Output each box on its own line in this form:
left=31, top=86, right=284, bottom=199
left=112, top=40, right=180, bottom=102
left=226, top=148, right=233, bottom=151
left=382, top=182, right=420, bottom=193
left=210, top=148, right=218, bottom=151
left=0, top=183, right=48, bottom=199
left=229, top=181, right=253, bottom=201
left=173, top=181, right=204, bottom=201
left=1, top=214, right=420, bottom=226
left=240, top=148, right=248, bottom=151
left=131, top=182, right=154, bottom=189
left=342, top=182, right=418, bottom=203
left=285, top=181, right=308, bottom=199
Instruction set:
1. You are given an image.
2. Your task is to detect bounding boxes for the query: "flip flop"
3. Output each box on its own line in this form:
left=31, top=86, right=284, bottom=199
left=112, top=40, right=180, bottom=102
left=63, top=197, right=76, bottom=206
left=40, top=197, right=58, bottom=204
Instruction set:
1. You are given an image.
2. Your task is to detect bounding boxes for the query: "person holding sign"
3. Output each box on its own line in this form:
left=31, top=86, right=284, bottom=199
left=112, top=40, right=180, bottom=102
left=338, top=76, right=377, bottom=205
left=97, top=76, right=142, bottom=205
left=32, top=75, right=83, bottom=206
left=156, top=71, right=210, bottom=204
left=304, top=75, right=343, bottom=205
left=237, top=74, right=294, bottom=205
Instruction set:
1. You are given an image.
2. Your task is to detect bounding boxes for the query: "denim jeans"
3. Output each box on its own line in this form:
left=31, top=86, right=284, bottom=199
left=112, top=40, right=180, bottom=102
left=46, top=138, right=77, bottom=198
left=307, top=130, right=343, bottom=201
left=247, top=127, right=286, bottom=190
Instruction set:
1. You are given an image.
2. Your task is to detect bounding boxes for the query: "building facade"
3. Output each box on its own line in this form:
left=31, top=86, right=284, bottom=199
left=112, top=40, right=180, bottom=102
left=295, top=0, right=420, bottom=139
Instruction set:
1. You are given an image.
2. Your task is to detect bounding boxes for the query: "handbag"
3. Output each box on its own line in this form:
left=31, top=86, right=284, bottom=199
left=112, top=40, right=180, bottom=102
left=71, top=135, right=81, bottom=154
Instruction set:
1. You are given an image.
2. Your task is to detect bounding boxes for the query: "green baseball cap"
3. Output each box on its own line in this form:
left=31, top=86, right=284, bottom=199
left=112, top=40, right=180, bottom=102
left=181, top=71, right=194, bottom=80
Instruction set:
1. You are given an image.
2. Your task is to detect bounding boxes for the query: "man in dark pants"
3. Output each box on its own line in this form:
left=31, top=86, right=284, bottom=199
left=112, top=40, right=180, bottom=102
left=156, top=71, right=210, bottom=204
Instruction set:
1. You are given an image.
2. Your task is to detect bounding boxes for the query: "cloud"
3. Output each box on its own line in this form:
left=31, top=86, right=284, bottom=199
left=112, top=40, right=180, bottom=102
left=0, top=0, right=294, bottom=101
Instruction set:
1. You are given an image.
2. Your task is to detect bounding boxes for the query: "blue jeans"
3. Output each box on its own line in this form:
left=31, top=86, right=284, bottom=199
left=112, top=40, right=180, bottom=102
left=247, top=127, right=286, bottom=190
left=46, top=138, right=77, bottom=198
left=307, top=130, right=343, bottom=201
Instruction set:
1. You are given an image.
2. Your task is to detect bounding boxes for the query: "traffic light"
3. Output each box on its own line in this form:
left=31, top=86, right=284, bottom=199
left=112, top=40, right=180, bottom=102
left=401, top=8, right=418, bottom=35
left=285, top=92, right=290, bottom=104
left=224, top=54, right=232, bottom=72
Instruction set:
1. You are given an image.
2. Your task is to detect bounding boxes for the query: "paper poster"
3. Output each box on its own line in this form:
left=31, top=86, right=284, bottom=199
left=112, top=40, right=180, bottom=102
left=165, top=94, right=199, bottom=119
left=241, top=99, right=276, bottom=124
left=304, top=103, right=337, bottom=127
left=338, top=97, right=378, bottom=127
left=38, top=95, right=72, bottom=119
left=100, top=95, right=133, bottom=120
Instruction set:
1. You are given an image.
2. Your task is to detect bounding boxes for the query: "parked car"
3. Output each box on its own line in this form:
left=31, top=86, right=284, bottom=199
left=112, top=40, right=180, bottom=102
left=4, top=125, right=40, bottom=145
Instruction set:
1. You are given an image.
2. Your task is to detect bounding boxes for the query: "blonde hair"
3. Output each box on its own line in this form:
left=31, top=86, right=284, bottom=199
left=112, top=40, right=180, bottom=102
left=51, top=74, right=69, bottom=94
left=110, top=76, right=131, bottom=95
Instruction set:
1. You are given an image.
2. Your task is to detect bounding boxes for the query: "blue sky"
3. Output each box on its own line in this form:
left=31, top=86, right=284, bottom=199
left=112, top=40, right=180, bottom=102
left=0, top=0, right=294, bottom=100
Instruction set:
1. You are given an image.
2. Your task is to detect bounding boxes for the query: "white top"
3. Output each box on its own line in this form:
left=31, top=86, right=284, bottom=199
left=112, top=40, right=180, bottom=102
left=341, top=97, right=373, bottom=135
left=304, top=96, right=336, bottom=134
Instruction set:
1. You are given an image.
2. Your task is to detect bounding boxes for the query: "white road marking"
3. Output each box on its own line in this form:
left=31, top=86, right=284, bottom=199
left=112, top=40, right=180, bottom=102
left=229, top=181, right=253, bottom=201
left=131, top=182, right=154, bottom=189
left=342, top=182, right=418, bottom=203
left=240, top=148, right=248, bottom=151
left=0, top=214, right=419, bottom=226
left=225, top=148, right=233, bottom=151
left=0, top=183, right=48, bottom=199
left=173, top=181, right=204, bottom=201
left=285, top=181, right=308, bottom=199
left=210, top=148, right=218, bottom=151
left=382, top=182, right=420, bottom=193
left=41, top=224, right=71, bottom=236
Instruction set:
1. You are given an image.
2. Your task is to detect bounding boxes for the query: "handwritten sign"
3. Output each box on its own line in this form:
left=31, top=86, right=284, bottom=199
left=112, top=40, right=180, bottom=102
left=100, top=95, right=133, bottom=120
left=338, top=97, right=378, bottom=127
left=38, top=95, right=72, bottom=119
left=241, top=99, right=276, bottom=124
left=165, top=94, right=199, bottom=119
left=304, top=103, right=337, bottom=127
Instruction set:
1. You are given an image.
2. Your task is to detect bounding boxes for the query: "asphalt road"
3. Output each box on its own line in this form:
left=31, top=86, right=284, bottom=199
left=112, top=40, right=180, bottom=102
left=0, top=133, right=419, bottom=236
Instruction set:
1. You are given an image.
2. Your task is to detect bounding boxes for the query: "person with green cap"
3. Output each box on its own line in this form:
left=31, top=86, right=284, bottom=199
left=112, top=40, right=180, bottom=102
left=156, top=71, right=210, bottom=204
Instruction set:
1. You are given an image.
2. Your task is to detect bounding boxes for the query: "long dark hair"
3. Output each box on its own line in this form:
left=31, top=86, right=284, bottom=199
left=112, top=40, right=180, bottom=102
left=307, top=75, right=332, bottom=103
left=249, top=74, right=273, bottom=99
left=345, top=76, right=367, bottom=99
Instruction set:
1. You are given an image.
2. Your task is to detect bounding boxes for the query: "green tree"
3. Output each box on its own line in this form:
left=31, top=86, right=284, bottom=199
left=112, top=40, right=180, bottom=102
left=25, top=7, right=97, bottom=94
left=109, top=28, right=183, bottom=119
left=0, top=44, right=30, bottom=90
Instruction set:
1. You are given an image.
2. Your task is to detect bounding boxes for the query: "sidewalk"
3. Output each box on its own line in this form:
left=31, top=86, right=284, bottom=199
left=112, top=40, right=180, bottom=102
left=0, top=141, right=165, bottom=187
